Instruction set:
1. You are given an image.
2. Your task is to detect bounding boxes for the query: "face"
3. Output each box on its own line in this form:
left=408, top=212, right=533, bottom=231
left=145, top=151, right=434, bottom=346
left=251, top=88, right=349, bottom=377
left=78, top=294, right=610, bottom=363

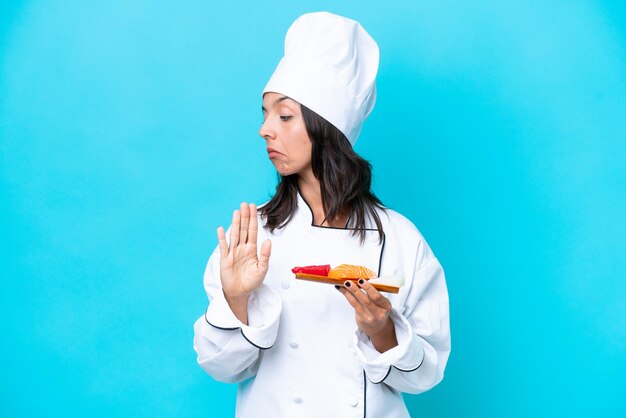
left=260, top=92, right=313, bottom=177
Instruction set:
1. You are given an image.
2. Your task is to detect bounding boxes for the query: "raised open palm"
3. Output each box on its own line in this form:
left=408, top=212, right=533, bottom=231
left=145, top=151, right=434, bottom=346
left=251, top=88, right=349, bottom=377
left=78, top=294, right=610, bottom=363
left=217, top=202, right=272, bottom=299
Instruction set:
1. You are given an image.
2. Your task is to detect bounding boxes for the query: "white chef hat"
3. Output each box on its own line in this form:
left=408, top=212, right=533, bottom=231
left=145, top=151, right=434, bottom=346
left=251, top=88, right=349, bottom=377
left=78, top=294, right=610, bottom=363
left=263, top=11, right=379, bottom=146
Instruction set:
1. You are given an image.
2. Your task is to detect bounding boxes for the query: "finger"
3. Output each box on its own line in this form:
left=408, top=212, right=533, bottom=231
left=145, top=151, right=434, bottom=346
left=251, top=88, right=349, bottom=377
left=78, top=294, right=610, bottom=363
left=336, top=285, right=367, bottom=315
left=343, top=280, right=374, bottom=313
left=248, top=203, right=258, bottom=245
left=258, top=239, right=272, bottom=270
left=217, top=226, right=229, bottom=258
left=230, top=209, right=240, bottom=247
left=239, top=202, right=250, bottom=244
left=357, top=279, right=391, bottom=310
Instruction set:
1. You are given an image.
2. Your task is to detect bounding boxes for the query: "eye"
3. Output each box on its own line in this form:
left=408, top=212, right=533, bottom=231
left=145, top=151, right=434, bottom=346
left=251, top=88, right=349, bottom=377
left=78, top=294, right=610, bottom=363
left=280, top=115, right=293, bottom=121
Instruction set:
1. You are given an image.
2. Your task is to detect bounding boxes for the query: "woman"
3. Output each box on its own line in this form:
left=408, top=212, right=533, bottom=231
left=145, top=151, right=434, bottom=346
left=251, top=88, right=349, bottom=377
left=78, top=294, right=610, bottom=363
left=194, top=12, right=450, bottom=418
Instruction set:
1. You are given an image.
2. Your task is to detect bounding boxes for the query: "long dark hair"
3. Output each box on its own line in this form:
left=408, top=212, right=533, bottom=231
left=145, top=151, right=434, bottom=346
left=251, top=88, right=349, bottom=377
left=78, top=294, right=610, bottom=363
left=259, top=103, right=385, bottom=244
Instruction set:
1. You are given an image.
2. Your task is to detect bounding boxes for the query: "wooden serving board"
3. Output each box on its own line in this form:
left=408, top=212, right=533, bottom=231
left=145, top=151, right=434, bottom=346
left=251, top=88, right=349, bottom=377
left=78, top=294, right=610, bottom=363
left=294, top=273, right=400, bottom=294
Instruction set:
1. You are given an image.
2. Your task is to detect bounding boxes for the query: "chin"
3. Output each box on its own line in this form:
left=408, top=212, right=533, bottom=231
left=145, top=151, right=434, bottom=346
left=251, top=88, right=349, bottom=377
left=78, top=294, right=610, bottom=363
left=273, top=163, right=295, bottom=177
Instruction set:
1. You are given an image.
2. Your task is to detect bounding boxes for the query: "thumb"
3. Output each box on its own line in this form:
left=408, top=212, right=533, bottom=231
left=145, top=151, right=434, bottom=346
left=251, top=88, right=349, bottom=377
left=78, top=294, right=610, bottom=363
left=258, top=239, right=271, bottom=269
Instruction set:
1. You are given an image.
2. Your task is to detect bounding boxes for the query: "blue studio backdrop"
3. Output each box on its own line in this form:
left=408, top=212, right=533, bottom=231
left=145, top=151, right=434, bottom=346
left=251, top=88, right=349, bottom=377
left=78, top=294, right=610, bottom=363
left=1, top=1, right=625, bottom=417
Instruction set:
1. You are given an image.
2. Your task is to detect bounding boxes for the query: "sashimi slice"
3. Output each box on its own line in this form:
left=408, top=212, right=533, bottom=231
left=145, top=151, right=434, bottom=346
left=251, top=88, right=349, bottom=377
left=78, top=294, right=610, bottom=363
left=328, top=264, right=376, bottom=279
left=291, top=265, right=331, bottom=276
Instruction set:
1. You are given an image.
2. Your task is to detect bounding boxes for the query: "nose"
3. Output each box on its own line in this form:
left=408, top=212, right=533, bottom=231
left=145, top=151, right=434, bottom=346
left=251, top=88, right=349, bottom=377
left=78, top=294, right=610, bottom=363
left=259, top=119, right=274, bottom=141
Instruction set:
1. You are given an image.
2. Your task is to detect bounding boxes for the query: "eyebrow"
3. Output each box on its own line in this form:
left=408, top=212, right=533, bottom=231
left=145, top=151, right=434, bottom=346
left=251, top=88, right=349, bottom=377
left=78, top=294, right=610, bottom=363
left=261, top=95, right=294, bottom=112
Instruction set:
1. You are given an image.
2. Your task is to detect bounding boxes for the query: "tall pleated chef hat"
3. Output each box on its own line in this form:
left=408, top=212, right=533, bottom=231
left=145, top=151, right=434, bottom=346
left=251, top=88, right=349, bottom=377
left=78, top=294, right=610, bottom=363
left=263, top=11, right=379, bottom=146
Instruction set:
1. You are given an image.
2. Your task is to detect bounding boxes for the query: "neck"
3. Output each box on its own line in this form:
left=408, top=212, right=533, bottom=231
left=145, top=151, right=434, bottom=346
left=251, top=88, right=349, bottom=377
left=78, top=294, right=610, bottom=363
left=297, top=170, right=347, bottom=227
left=297, top=170, right=322, bottom=214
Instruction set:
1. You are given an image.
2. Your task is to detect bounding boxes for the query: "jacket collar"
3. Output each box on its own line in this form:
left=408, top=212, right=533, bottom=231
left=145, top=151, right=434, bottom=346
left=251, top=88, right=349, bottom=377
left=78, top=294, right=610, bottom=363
left=296, top=190, right=356, bottom=229
left=294, top=190, right=386, bottom=275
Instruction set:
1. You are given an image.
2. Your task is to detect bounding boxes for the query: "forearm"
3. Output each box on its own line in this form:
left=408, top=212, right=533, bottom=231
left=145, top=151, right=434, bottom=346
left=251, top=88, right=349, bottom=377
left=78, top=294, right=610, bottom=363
left=369, top=317, right=398, bottom=353
left=195, top=283, right=283, bottom=382
left=193, top=316, right=260, bottom=383
left=224, top=290, right=250, bottom=324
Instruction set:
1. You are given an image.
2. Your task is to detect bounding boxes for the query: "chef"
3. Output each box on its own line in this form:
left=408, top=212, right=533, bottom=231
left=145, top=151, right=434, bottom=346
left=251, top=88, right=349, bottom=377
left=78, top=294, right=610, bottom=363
left=193, top=11, right=451, bottom=418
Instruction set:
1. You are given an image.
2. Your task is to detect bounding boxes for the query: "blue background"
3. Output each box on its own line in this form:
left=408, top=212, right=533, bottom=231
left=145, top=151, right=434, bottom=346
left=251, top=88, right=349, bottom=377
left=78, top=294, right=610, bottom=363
left=1, top=1, right=625, bottom=417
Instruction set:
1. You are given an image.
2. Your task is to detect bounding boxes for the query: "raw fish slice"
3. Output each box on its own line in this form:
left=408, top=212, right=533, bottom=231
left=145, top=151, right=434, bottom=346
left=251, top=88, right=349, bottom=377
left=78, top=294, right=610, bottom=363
left=291, top=265, right=331, bottom=276
left=328, top=264, right=376, bottom=279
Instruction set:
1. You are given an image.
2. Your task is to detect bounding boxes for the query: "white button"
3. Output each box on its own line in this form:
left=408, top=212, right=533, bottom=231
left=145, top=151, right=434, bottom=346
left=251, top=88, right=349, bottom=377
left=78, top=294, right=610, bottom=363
left=292, top=396, right=303, bottom=404
left=281, top=280, right=290, bottom=289
left=349, top=398, right=359, bottom=407
left=289, top=342, right=299, bottom=349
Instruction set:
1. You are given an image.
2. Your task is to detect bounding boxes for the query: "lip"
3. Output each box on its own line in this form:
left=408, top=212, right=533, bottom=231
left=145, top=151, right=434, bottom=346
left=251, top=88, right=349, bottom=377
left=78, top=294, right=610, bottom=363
left=267, top=147, right=283, bottom=158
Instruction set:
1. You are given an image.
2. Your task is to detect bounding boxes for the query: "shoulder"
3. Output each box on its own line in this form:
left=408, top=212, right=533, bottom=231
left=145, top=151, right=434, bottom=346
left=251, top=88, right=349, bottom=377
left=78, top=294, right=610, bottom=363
left=376, top=206, right=437, bottom=267
left=377, top=206, right=425, bottom=241
left=256, top=199, right=270, bottom=213
left=256, top=200, right=270, bottom=228
left=255, top=199, right=286, bottom=237
left=256, top=199, right=272, bottom=219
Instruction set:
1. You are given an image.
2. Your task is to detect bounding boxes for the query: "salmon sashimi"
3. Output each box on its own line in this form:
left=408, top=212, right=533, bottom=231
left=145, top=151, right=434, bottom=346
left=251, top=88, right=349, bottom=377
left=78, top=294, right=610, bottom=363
left=327, top=264, right=376, bottom=279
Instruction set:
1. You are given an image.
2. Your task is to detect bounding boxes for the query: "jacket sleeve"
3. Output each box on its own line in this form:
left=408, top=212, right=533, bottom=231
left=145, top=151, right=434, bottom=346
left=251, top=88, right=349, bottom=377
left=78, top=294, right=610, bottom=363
left=354, top=255, right=451, bottom=394
left=193, top=245, right=282, bottom=384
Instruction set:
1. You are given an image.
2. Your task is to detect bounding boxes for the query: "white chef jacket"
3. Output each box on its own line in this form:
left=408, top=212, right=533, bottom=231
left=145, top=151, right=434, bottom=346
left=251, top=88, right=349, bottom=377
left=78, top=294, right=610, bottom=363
left=193, top=192, right=451, bottom=418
